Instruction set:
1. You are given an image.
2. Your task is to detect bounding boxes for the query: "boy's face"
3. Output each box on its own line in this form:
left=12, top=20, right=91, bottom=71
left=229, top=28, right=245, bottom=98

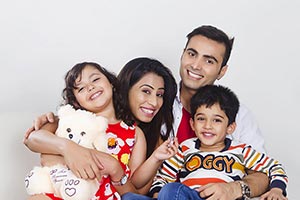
left=180, top=35, right=228, bottom=92
left=190, top=103, right=236, bottom=151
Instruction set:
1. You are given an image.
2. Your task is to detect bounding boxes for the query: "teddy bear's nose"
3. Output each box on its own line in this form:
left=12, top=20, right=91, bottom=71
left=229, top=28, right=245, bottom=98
left=69, top=134, right=73, bottom=139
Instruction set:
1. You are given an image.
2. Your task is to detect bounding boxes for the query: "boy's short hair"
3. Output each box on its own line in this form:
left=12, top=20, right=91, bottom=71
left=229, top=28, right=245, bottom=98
left=190, top=85, right=240, bottom=125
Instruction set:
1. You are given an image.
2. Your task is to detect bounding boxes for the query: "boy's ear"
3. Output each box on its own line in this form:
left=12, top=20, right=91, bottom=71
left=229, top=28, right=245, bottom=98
left=189, top=118, right=195, bottom=131
left=227, top=122, right=236, bottom=135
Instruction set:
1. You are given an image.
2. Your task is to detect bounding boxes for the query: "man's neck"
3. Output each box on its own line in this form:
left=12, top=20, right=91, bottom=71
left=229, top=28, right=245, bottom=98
left=179, top=84, right=197, bottom=113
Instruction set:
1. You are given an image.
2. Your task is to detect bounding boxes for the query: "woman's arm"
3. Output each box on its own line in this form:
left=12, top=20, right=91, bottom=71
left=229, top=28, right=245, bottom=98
left=131, top=137, right=178, bottom=190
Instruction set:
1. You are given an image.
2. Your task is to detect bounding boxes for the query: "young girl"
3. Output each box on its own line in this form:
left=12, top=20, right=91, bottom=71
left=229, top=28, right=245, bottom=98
left=24, top=62, right=177, bottom=200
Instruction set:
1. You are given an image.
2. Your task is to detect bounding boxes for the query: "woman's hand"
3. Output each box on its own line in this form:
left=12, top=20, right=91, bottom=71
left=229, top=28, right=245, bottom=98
left=23, top=112, right=56, bottom=142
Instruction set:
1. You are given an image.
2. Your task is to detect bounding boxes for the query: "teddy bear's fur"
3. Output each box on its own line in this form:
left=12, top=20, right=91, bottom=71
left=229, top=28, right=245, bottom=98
left=25, top=104, right=108, bottom=200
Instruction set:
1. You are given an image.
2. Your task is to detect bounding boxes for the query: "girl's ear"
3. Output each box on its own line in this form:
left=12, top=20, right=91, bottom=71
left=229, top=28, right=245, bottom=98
left=189, top=118, right=195, bottom=131
left=227, top=122, right=236, bottom=135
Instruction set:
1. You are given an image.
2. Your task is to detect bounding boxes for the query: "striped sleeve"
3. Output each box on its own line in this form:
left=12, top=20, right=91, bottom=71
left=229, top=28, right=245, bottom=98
left=148, top=146, right=185, bottom=196
left=242, top=145, right=288, bottom=195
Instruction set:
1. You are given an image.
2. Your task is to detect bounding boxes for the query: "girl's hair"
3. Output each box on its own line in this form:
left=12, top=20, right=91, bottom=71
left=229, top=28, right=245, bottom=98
left=117, top=57, right=177, bottom=158
left=62, top=62, right=121, bottom=117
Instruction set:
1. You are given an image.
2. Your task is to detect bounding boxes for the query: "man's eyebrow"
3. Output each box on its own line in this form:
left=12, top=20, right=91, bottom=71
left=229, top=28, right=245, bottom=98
left=186, top=48, right=198, bottom=54
left=203, top=55, right=219, bottom=63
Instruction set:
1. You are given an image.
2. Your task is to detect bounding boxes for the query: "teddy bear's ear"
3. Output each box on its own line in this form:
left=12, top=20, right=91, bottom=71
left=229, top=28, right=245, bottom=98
left=57, top=104, right=76, bottom=118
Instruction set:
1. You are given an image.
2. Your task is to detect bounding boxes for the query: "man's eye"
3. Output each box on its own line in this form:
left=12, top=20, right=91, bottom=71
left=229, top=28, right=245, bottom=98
left=188, top=52, right=195, bottom=57
left=206, top=59, right=215, bottom=64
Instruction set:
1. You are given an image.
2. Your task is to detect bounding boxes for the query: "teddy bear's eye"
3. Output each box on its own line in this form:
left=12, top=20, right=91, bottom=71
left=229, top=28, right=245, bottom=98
left=81, top=131, right=86, bottom=136
left=66, top=128, right=71, bottom=132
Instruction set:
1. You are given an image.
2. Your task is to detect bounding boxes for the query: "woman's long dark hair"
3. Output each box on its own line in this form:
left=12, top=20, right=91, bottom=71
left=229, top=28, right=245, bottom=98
left=117, top=57, right=177, bottom=158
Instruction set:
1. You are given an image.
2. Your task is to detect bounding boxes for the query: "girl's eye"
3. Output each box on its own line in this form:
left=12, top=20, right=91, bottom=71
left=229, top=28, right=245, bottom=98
left=93, top=77, right=100, bottom=82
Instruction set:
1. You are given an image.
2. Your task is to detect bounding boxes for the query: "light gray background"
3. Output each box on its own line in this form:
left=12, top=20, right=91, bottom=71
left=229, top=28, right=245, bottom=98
left=1, top=0, right=299, bottom=199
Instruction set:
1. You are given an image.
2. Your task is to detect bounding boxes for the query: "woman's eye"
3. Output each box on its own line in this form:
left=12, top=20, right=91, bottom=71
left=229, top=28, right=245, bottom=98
left=142, top=89, right=151, bottom=94
left=157, top=93, right=164, bottom=97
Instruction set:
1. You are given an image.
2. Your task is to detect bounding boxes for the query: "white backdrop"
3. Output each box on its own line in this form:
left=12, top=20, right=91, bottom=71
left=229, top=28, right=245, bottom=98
left=1, top=0, right=299, bottom=199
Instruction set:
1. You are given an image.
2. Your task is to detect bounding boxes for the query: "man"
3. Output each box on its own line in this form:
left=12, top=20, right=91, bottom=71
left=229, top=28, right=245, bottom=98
left=26, top=25, right=269, bottom=199
left=166, top=25, right=268, bottom=199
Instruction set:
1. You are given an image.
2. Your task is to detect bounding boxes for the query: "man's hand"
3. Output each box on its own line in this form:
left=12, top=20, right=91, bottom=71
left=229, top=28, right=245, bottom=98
left=196, top=182, right=241, bottom=200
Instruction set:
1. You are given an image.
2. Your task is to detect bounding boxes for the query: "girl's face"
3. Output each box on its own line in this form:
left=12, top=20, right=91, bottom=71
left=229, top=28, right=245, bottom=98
left=189, top=103, right=235, bottom=152
left=73, top=65, right=113, bottom=114
left=128, top=73, right=164, bottom=123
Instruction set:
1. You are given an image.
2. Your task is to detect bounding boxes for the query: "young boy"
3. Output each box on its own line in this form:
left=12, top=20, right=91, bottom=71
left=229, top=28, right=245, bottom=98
left=149, top=85, right=288, bottom=200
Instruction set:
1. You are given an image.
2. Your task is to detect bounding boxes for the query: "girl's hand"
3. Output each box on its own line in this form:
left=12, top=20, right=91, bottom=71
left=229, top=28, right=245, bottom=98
left=152, top=137, right=178, bottom=161
left=62, top=141, right=104, bottom=181
left=260, top=188, right=288, bottom=200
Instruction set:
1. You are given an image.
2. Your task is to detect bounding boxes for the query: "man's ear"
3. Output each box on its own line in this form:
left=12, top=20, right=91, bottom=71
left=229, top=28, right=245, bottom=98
left=217, top=65, right=228, bottom=80
left=227, top=122, right=236, bottom=135
left=189, top=118, right=195, bottom=131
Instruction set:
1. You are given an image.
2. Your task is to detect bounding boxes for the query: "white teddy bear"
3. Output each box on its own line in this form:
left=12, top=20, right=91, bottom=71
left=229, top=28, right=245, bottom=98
left=25, top=104, right=108, bottom=200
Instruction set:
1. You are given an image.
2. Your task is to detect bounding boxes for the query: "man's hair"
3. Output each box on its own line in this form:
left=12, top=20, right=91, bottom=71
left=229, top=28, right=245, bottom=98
left=190, top=85, right=240, bottom=125
left=185, top=25, right=234, bottom=67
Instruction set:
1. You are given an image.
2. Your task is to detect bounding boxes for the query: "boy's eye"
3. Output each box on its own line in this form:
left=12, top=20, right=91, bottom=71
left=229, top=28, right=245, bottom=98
left=196, top=117, right=205, bottom=121
left=213, top=118, right=222, bottom=123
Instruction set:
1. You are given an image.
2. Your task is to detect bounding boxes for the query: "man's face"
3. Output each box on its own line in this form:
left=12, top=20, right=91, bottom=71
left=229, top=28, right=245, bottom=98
left=180, top=35, right=228, bottom=92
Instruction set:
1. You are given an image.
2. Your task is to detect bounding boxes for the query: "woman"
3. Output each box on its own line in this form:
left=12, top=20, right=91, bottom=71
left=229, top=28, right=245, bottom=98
left=24, top=57, right=178, bottom=197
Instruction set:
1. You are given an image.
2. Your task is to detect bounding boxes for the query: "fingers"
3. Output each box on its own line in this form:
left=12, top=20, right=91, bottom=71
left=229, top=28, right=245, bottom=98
left=33, top=112, right=55, bottom=130
left=23, top=126, right=35, bottom=143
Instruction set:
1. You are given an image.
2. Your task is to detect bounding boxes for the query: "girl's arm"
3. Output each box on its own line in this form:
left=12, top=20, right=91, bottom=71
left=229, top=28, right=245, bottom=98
left=24, top=121, right=104, bottom=180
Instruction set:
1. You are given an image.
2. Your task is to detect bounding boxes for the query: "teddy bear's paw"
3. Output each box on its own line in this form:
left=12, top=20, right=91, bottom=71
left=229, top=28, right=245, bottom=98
left=62, top=179, right=80, bottom=197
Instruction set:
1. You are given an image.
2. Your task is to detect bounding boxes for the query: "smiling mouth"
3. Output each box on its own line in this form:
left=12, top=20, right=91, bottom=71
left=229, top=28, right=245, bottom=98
left=140, top=107, right=155, bottom=115
left=187, top=70, right=203, bottom=79
left=90, top=91, right=102, bottom=100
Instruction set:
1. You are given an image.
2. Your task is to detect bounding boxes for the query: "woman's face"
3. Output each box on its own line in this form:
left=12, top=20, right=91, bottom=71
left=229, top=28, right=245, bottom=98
left=128, top=73, right=164, bottom=123
left=73, top=65, right=113, bottom=114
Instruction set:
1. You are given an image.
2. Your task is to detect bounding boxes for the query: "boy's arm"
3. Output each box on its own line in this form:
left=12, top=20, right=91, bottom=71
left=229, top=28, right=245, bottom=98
left=197, top=171, right=269, bottom=199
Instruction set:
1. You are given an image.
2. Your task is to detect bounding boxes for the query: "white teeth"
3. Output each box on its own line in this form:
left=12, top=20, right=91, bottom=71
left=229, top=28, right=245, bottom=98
left=188, top=71, right=203, bottom=79
left=141, top=108, right=154, bottom=114
left=90, top=91, right=101, bottom=100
